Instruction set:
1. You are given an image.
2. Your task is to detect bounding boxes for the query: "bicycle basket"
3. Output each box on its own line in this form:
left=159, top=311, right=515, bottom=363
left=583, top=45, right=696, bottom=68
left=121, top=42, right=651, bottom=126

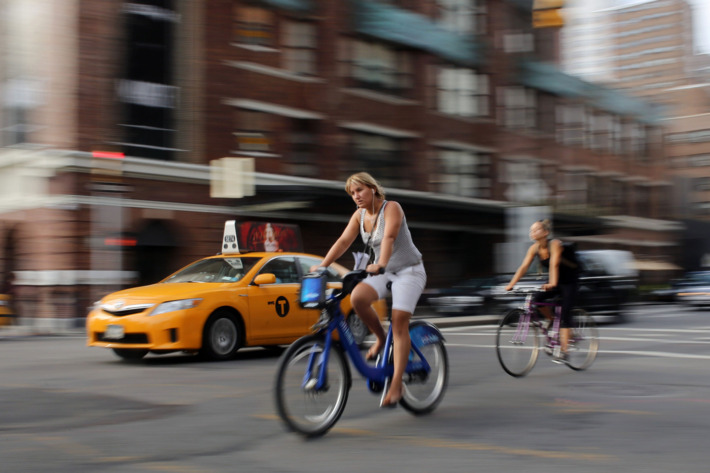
left=299, top=272, right=328, bottom=309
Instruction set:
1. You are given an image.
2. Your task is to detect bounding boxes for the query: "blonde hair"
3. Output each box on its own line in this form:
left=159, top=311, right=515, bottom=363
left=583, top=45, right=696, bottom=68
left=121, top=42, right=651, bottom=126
left=537, top=219, right=552, bottom=233
left=345, top=172, right=385, bottom=199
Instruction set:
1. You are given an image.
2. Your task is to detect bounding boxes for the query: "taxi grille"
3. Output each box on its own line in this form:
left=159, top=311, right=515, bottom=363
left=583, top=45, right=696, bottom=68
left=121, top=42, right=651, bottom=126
left=101, top=304, right=154, bottom=317
left=96, top=332, right=149, bottom=344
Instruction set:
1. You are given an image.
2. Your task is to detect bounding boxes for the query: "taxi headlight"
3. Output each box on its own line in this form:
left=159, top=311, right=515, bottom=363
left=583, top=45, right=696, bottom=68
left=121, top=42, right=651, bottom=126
left=149, top=298, right=202, bottom=316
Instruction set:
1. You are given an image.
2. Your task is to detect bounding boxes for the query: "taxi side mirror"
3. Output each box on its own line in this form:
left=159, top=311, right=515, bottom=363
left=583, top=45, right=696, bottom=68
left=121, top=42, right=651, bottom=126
left=254, top=273, right=277, bottom=285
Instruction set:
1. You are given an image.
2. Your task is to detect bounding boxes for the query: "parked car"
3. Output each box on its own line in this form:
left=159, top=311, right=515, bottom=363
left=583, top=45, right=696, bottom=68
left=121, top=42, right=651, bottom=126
left=673, top=271, right=710, bottom=307
left=0, top=294, right=15, bottom=327
left=493, top=249, right=639, bottom=323
left=421, top=275, right=508, bottom=316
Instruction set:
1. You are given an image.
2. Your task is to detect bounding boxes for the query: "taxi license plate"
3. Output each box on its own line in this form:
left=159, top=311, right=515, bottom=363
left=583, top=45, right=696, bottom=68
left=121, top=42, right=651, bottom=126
left=104, top=324, right=125, bottom=340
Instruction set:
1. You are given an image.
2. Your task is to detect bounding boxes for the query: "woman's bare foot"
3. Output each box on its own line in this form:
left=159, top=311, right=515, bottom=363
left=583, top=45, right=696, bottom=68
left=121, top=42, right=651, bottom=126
left=381, top=383, right=402, bottom=407
left=366, top=340, right=383, bottom=361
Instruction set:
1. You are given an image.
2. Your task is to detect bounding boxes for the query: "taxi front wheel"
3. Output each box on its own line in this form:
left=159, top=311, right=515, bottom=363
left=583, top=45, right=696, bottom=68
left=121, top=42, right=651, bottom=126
left=200, top=310, right=242, bottom=361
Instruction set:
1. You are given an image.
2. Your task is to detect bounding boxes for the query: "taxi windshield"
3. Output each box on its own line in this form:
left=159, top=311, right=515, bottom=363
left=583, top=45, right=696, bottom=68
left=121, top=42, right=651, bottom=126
left=164, top=257, right=260, bottom=283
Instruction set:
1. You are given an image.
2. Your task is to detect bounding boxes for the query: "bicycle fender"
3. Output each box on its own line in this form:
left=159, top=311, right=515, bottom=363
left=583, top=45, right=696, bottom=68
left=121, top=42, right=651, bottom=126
left=409, top=321, right=445, bottom=348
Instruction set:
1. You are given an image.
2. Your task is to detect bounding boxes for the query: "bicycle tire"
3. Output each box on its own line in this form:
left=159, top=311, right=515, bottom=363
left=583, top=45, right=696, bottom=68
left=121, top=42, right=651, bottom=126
left=496, top=308, right=539, bottom=377
left=565, top=309, right=599, bottom=371
left=274, top=334, right=351, bottom=437
left=400, top=322, right=448, bottom=415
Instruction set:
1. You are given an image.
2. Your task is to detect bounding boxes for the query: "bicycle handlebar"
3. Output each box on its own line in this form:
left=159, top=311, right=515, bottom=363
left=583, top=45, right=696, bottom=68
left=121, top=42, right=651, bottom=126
left=506, top=286, right=544, bottom=295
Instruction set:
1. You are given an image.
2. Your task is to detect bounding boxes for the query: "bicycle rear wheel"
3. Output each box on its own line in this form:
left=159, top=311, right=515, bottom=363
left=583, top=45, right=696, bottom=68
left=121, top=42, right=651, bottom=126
left=400, top=323, right=448, bottom=415
left=274, top=334, right=351, bottom=437
left=565, top=309, right=598, bottom=371
left=496, top=309, right=539, bottom=377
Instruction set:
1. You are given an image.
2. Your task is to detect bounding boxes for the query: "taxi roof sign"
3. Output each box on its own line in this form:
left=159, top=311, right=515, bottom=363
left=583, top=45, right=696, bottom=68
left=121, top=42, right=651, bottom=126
left=222, top=220, right=240, bottom=255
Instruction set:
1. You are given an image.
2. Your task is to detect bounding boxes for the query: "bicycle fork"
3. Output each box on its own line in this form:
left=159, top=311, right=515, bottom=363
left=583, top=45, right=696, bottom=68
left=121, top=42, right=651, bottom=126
left=303, top=334, right=334, bottom=391
left=510, top=310, right=532, bottom=345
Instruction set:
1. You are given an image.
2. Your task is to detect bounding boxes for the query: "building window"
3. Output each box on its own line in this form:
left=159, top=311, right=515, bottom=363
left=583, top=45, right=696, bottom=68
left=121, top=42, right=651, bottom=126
left=436, top=66, right=489, bottom=118
left=590, top=113, right=611, bottom=153
left=622, top=121, right=647, bottom=160
left=434, top=149, right=491, bottom=198
left=634, top=185, right=651, bottom=218
left=234, top=6, right=274, bottom=47
left=610, top=116, right=622, bottom=155
left=234, top=110, right=274, bottom=155
left=435, top=0, right=486, bottom=34
left=282, top=21, right=317, bottom=76
left=588, top=175, right=608, bottom=211
left=344, top=132, right=408, bottom=188
left=694, top=177, right=710, bottom=192
left=556, top=103, right=585, bottom=147
left=610, top=180, right=626, bottom=214
left=536, top=93, right=556, bottom=135
left=559, top=171, right=587, bottom=207
left=498, top=87, right=536, bottom=131
left=286, top=119, right=318, bottom=177
left=342, top=40, right=413, bottom=95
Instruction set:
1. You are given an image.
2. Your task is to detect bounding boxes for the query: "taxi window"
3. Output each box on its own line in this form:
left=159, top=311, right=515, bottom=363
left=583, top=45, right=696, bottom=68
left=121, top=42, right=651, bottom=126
left=164, top=257, right=260, bottom=283
left=259, top=257, right=300, bottom=284
left=298, top=257, right=341, bottom=282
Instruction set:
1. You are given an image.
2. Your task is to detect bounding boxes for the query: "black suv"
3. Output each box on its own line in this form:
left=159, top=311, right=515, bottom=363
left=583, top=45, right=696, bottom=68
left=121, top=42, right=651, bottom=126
left=492, top=250, right=639, bottom=323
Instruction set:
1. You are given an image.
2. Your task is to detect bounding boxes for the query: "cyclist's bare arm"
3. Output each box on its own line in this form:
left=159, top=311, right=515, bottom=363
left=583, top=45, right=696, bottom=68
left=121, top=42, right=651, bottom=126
left=311, top=211, right=361, bottom=271
left=505, top=243, right=538, bottom=291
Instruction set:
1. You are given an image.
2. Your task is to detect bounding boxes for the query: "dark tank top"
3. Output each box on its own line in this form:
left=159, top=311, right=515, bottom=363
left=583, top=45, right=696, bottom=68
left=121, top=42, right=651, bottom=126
left=538, top=240, right=579, bottom=284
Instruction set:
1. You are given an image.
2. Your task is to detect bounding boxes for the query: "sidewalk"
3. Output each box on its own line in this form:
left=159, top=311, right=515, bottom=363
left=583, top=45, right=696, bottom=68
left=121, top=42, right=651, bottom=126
left=0, top=317, right=86, bottom=338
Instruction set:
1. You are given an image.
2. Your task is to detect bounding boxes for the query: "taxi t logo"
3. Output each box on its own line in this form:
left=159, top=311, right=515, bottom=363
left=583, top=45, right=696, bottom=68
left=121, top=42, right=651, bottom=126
left=270, top=296, right=290, bottom=317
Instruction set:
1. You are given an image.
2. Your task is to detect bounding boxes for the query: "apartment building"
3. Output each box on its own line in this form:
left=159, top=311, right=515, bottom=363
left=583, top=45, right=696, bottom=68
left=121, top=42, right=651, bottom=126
left=0, top=0, right=677, bottom=326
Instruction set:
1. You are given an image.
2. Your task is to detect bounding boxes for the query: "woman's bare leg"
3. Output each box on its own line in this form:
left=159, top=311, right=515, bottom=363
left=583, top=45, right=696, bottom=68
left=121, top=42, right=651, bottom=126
left=351, top=283, right=387, bottom=358
left=382, top=308, right=411, bottom=405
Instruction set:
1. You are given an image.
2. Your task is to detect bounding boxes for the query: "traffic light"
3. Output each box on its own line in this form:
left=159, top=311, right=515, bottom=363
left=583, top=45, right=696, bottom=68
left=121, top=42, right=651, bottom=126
left=532, top=0, right=564, bottom=28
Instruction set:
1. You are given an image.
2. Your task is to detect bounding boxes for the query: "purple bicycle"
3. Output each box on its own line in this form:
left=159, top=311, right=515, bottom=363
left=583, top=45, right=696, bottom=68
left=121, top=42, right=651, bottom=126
left=495, top=288, right=599, bottom=377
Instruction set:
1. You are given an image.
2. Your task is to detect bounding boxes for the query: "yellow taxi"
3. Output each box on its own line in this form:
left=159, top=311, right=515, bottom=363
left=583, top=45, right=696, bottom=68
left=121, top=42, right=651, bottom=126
left=87, top=221, right=386, bottom=361
left=0, top=294, right=15, bottom=327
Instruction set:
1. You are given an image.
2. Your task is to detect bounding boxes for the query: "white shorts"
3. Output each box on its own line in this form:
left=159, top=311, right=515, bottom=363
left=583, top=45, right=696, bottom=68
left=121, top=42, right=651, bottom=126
left=362, top=262, right=426, bottom=314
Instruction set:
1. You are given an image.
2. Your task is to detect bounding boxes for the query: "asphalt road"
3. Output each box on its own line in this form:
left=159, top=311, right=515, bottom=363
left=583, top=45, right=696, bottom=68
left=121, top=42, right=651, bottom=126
left=1, top=302, right=709, bottom=473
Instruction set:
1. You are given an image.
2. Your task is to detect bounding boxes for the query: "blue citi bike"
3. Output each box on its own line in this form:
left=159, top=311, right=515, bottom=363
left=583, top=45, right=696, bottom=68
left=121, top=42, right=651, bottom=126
left=274, top=269, right=448, bottom=437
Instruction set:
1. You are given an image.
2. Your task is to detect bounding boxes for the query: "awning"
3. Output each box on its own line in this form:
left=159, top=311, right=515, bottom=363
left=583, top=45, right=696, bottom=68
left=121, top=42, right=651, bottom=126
left=255, top=0, right=313, bottom=13
left=338, top=121, right=420, bottom=138
left=224, top=99, right=324, bottom=120
left=519, top=61, right=661, bottom=124
left=353, top=0, right=481, bottom=66
left=633, top=260, right=683, bottom=271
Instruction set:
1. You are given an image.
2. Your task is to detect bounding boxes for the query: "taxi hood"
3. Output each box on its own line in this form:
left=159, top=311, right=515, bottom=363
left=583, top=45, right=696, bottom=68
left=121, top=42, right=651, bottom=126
left=100, top=282, right=222, bottom=305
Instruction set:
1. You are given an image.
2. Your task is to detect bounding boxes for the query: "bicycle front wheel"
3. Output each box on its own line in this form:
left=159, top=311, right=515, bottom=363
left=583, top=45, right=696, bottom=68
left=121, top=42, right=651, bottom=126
left=274, top=335, right=351, bottom=437
left=400, top=330, right=448, bottom=415
left=566, top=309, right=599, bottom=371
left=496, top=309, right=539, bottom=377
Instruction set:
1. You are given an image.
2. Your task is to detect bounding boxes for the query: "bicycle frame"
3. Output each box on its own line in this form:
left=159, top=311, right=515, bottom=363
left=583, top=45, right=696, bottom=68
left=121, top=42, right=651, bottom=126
left=304, top=293, right=436, bottom=392
left=496, top=288, right=598, bottom=377
left=511, top=293, right=562, bottom=348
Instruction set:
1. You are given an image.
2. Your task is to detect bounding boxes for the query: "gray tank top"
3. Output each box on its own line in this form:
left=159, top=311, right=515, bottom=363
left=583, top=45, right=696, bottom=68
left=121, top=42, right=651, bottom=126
left=359, top=201, right=422, bottom=273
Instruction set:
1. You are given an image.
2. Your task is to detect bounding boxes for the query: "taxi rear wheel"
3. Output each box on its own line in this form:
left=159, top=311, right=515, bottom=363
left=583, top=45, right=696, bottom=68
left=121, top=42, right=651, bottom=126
left=201, top=310, right=242, bottom=360
left=112, top=348, right=149, bottom=361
